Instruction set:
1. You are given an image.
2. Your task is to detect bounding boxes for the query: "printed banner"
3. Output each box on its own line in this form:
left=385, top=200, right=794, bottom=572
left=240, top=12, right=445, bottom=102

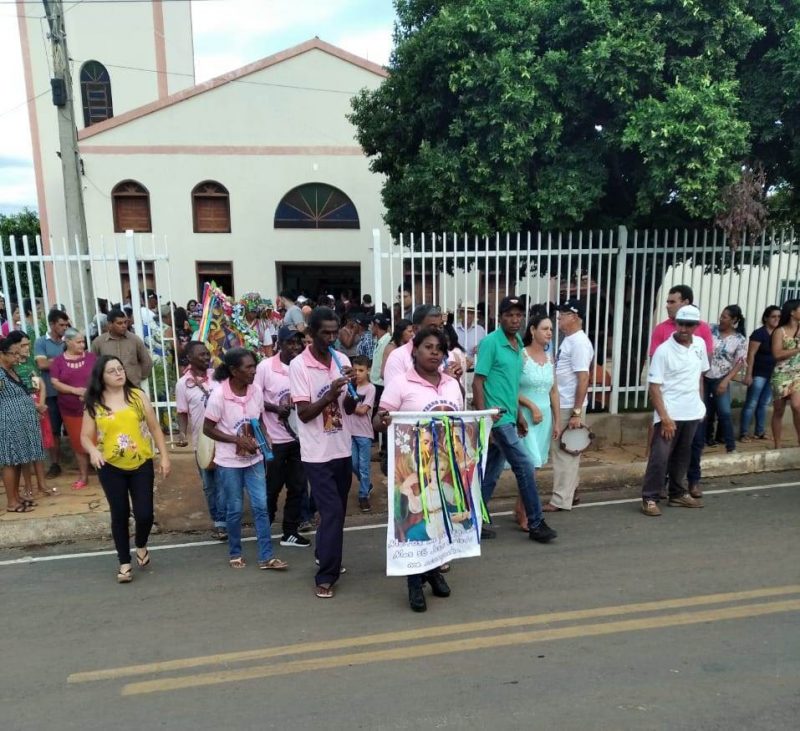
left=386, top=412, right=492, bottom=577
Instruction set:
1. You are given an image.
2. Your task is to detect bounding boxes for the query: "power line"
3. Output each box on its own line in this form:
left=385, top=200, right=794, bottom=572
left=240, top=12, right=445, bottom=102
left=0, top=89, right=51, bottom=120
left=71, top=58, right=368, bottom=95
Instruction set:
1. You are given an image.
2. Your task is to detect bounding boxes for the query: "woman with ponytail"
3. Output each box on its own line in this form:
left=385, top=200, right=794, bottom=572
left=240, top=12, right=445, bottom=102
left=203, top=347, right=287, bottom=571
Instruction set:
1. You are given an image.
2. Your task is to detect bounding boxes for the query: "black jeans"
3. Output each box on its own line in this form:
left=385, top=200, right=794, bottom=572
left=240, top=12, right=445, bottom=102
left=642, top=421, right=700, bottom=501
left=266, top=440, right=306, bottom=536
left=98, top=459, right=155, bottom=564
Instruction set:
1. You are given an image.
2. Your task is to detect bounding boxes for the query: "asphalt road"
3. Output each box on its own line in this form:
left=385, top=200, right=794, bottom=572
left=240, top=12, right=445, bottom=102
left=2, top=472, right=799, bottom=731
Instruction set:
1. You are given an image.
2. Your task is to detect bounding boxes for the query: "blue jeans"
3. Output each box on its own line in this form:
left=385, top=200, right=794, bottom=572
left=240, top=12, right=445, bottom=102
left=351, top=436, right=373, bottom=499
left=740, top=375, right=772, bottom=437
left=215, top=463, right=273, bottom=562
left=704, top=377, right=735, bottom=451
left=481, top=422, right=543, bottom=530
left=196, top=459, right=226, bottom=529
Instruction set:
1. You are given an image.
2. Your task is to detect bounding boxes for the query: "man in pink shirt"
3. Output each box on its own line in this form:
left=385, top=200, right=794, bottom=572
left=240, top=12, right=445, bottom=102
left=384, top=304, right=464, bottom=384
left=175, top=342, right=224, bottom=540
left=256, top=327, right=310, bottom=548
left=650, top=285, right=714, bottom=357
left=289, top=307, right=358, bottom=599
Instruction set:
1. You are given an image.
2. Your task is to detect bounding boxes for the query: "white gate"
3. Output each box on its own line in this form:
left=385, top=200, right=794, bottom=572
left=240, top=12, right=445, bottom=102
left=371, top=226, right=800, bottom=414
left=0, top=232, right=181, bottom=440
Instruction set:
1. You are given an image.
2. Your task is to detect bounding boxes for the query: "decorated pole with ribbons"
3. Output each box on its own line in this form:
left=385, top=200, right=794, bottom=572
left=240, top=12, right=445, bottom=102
left=385, top=409, right=496, bottom=577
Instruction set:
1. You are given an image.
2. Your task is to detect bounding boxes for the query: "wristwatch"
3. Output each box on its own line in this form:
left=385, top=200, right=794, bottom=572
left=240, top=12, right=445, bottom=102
left=571, top=409, right=581, bottom=417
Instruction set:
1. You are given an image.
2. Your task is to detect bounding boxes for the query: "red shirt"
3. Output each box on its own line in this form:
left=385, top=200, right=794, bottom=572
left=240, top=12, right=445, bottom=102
left=650, top=319, right=713, bottom=358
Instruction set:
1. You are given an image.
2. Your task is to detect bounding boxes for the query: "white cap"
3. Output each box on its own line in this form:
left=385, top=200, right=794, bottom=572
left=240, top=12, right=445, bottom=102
left=675, top=304, right=701, bottom=323
left=296, top=295, right=308, bottom=304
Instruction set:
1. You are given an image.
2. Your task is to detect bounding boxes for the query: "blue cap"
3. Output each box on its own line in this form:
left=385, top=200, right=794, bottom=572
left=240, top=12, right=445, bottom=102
left=277, top=326, right=303, bottom=343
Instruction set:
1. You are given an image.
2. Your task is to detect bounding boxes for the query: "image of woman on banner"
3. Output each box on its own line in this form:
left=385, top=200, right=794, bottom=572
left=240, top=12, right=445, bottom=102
left=393, top=424, right=474, bottom=542
left=375, top=326, right=474, bottom=613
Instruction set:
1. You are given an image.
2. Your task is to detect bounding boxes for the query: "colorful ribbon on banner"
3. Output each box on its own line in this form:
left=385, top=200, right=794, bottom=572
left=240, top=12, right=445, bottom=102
left=410, top=415, right=489, bottom=544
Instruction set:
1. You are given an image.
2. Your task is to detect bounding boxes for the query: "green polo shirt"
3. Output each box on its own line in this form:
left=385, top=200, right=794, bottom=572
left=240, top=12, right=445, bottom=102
left=474, top=327, right=523, bottom=427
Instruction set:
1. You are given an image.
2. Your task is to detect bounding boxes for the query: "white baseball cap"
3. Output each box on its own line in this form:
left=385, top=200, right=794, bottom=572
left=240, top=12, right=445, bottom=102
left=675, top=305, right=701, bottom=323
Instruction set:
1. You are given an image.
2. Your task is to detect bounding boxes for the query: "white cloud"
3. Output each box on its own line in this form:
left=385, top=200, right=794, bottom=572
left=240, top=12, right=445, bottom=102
left=192, top=0, right=357, bottom=38
left=332, top=26, right=393, bottom=66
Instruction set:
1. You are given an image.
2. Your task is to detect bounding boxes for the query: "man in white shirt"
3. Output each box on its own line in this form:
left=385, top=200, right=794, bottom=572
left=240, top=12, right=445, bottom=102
left=454, top=302, right=486, bottom=361
left=545, top=299, right=594, bottom=512
left=641, top=305, right=708, bottom=516
left=280, top=289, right=305, bottom=332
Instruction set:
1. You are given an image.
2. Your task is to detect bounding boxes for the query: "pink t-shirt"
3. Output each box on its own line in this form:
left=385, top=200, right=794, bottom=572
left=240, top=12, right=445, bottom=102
left=175, top=369, right=217, bottom=450
left=289, top=347, right=352, bottom=463
left=650, top=319, right=713, bottom=357
left=384, top=339, right=447, bottom=383
left=380, top=367, right=464, bottom=413
left=50, top=352, right=96, bottom=417
left=383, top=340, right=414, bottom=384
left=203, top=380, right=264, bottom=468
left=254, top=355, right=297, bottom=445
left=345, top=382, right=376, bottom=439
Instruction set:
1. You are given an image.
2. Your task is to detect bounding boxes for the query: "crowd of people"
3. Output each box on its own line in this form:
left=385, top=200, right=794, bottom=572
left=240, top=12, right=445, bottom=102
left=1, top=283, right=798, bottom=612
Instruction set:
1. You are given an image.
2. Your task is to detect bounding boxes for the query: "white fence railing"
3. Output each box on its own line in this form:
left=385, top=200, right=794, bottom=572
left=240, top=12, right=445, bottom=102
left=372, top=226, right=800, bottom=414
left=1, top=232, right=181, bottom=439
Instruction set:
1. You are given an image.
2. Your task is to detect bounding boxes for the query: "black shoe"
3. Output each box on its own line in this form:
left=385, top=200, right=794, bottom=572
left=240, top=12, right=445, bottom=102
left=280, top=533, right=311, bottom=547
left=423, top=570, right=451, bottom=598
left=529, top=519, right=557, bottom=543
left=408, top=582, right=427, bottom=612
left=45, top=464, right=61, bottom=479
left=358, top=497, right=372, bottom=513
left=480, top=526, right=497, bottom=539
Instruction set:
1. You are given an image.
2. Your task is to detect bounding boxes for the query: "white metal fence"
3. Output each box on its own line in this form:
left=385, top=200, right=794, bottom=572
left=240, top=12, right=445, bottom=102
left=372, top=226, right=800, bottom=414
left=0, top=232, right=181, bottom=439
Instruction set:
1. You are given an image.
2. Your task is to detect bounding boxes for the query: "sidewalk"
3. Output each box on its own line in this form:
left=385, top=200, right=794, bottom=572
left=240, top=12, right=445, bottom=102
left=2, top=412, right=800, bottom=549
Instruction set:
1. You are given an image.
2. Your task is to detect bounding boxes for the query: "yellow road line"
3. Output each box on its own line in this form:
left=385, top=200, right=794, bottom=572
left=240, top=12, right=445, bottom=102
left=67, top=584, right=800, bottom=684
left=121, top=598, right=800, bottom=696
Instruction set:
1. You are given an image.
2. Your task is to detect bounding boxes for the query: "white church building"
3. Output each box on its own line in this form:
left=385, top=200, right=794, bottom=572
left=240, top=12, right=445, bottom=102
left=17, top=1, right=389, bottom=306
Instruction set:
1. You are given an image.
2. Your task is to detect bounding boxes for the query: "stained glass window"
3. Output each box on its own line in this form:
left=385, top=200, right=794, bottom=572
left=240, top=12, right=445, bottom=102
left=80, top=61, right=113, bottom=127
left=274, top=183, right=359, bottom=229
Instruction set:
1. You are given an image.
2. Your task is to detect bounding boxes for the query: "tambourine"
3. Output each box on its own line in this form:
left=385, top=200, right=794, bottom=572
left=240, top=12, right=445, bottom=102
left=196, top=432, right=216, bottom=470
left=558, top=424, right=595, bottom=456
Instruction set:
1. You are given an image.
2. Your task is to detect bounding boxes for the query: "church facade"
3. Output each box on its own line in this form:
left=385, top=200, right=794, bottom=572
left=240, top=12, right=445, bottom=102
left=17, top=1, right=388, bottom=305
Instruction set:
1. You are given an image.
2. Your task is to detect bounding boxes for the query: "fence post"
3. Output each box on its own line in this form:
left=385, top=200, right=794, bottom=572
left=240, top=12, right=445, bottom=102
left=125, top=230, right=144, bottom=340
left=609, top=225, right=628, bottom=415
left=372, top=228, right=382, bottom=312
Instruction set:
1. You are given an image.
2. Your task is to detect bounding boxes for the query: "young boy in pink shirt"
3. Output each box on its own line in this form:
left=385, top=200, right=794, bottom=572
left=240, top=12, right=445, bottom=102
left=346, top=355, right=376, bottom=513
left=289, top=307, right=358, bottom=599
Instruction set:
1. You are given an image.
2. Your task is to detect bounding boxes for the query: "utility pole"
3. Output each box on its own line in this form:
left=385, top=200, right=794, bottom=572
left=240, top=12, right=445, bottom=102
left=42, top=0, right=95, bottom=329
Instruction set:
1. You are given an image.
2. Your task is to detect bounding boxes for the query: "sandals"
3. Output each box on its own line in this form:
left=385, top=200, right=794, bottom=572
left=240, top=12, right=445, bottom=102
left=21, top=499, right=38, bottom=508
left=439, top=563, right=451, bottom=574
left=315, top=584, right=334, bottom=599
left=71, top=480, right=88, bottom=491
left=117, top=566, right=133, bottom=583
left=258, top=558, right=288, bottom=571
left=7, top=504, right=34, bottom=513
left=212, top=528, right=228, bottom=541
left=229, top=557, right=247, bottom=569
left=135, top=548, right=150, bottom=568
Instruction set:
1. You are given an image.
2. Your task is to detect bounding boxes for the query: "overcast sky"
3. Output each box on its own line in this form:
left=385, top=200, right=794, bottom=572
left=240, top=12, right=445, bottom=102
left=0, top=0, right=396, bottom=215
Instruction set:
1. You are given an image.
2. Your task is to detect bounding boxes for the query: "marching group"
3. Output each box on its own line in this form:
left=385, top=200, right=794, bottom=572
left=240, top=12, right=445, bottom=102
left=2, top=282, right=799, bottom=611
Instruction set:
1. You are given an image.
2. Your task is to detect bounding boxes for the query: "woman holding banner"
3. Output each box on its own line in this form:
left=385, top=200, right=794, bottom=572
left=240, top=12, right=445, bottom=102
left=203, top=348, right=288, bottom=571
left=374, top=327, right=465, bottom=613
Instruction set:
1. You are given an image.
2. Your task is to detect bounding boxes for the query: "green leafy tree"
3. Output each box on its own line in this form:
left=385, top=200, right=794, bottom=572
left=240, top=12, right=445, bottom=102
left=351, top=0, right=799, bottom=235
left=0, top=209, right=43, bottom=305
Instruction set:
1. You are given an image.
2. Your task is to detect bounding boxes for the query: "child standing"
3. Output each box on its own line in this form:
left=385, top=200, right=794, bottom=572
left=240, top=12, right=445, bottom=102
left=347, top=355, right=376, bottom=512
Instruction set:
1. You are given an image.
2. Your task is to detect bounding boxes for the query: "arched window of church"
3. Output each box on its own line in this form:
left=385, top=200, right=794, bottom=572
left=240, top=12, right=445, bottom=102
left=112, top=180, right=151, bottom=233
left=192, top=181, right=231, bottom=233
left=274, top=183, right=359, bottom=229
left=80, top=61, right=113, bottom=127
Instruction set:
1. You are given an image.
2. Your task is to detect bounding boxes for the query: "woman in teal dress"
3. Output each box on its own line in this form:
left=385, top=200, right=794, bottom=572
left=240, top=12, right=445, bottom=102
left=514, top=308, right=560, bottom=530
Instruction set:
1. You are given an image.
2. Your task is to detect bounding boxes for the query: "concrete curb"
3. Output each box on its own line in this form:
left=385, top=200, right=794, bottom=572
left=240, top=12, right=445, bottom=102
left=3, top=447, right=799, bottom=550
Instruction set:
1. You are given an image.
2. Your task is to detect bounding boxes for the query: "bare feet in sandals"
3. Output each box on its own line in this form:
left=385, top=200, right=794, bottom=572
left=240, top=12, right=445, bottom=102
left=258, top=558, right=288, bottom=570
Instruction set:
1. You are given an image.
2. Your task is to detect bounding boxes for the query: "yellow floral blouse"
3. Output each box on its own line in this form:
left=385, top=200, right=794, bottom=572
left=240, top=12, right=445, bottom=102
left=95, top=390, right=154, bottom=470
